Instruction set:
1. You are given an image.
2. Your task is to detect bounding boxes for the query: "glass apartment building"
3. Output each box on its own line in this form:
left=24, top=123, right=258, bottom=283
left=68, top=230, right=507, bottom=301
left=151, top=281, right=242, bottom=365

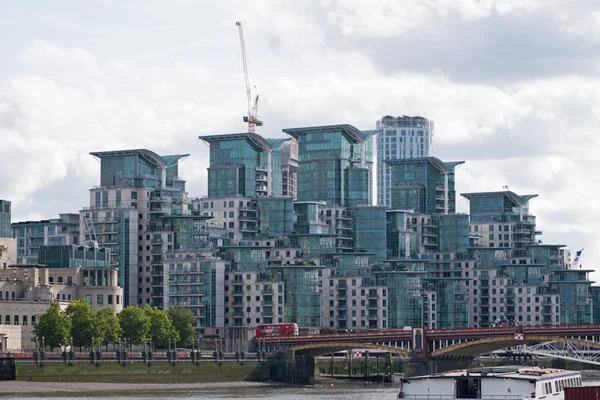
left=199, top=133, right=282, bottom=198
left=0, top=200, right=11, bottom=238
left=86, top=148, right=190, bottom=306
left=12, top=214, right=80, bottom=264
left=376, top=116, right=434, bottom=207
left=352, top=206, right=387, bottom=263
left=387, top=157, right=464, bottom=215
left=461, top=191, right=538, bottom=256
left=283, top=124, right=374, bottom=207
left=38, top=245, right=111, bottom=268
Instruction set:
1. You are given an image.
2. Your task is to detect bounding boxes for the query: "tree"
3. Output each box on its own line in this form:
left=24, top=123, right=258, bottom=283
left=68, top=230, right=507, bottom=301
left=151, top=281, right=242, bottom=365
left=118, top=306, right=151, bottom=346
left=143, top=305, right=178, bottom=348
left=168, top=307, right=196, bottom=347
left=65, top=299, right=97, bottom=349
left=95, top=307, right=122, bottom=350
left=33, top=302, right=71, bottom=351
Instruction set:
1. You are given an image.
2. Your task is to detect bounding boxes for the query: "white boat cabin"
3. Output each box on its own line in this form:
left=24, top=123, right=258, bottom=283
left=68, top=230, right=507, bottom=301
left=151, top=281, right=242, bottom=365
left=399, top=366, right=582, bottom=400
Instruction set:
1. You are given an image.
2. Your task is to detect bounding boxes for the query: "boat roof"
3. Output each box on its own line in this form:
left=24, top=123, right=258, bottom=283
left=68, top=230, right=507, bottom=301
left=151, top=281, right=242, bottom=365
left=406, top=367, right=580, bottom=382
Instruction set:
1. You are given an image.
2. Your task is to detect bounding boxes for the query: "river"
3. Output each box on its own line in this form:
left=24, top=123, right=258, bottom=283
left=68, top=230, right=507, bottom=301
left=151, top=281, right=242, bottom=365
left=5, top=382, right=399, bottom=400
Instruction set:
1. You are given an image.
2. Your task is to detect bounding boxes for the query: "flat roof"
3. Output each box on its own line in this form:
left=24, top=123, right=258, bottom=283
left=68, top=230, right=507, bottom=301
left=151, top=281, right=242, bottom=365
left=461, top=190, right=538, bottom=206
left=282, top=124, right=366, bottom=143
left=384, top=157, right=465, bottom=173
left=199, top=133, right=272, bottom=151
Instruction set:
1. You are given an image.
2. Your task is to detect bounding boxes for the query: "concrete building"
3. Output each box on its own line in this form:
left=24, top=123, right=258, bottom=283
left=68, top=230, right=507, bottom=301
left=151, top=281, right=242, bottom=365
left=277, top=139, right=298, bottom=199
left=0, top=237, right=17, bottom=270
left=376, top=116, right=434, bottom=207
left=0, top=265, right=122, bottom=348
left=12, top=214, right=80, bottom=265
left=0, top=325, right=21, bottom=352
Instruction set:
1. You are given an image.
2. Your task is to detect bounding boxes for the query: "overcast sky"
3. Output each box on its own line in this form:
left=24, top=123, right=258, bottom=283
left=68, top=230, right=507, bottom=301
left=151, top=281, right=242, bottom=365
left=1, top=1, right=599, bottom=280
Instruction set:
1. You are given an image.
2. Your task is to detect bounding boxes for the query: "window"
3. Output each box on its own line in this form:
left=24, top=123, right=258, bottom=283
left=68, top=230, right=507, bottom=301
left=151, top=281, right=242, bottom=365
left=97, top=295, right=104, bottom=305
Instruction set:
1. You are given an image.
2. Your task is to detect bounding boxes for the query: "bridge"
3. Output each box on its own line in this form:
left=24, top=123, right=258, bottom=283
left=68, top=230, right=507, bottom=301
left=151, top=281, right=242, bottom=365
left=255, top=324, right=600, bottom=382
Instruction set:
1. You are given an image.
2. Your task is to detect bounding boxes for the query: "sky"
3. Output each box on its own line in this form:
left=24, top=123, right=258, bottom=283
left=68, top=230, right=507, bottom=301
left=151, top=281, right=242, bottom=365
left=0, top=0, right=599, bottom=279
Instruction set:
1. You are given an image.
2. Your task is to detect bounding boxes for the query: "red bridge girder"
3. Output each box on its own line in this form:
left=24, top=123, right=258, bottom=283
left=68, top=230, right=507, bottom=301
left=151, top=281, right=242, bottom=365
left=257, top=324, right=600, bottom=347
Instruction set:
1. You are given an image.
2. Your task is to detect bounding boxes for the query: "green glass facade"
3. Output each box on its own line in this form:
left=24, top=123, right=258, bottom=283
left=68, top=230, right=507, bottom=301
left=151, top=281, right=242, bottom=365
left=591, top=287, right=600, bottom=324
left=283, top=125, right=373, bottom=207
left=289, top=234, right=336, bottom=258
left=91, top=149, right=187, bottom=189
left=424, top=278, right=469, bottom=329
left=437, top=214, right=469, bottom=253
left=352, top=206, right=387, bottom=263
left=270, top=265, right=322, bottom=327
left=293, top=202, right=330, bottom=235
left=0, top=200, right=10, bottom=238
left=373, top=261, right=425, bottom=328
left=387, top=157, right=463, bottom=214
left=257, top=197, right=294, bottom=238
left=550, top=269, right=593, bottom=324
left=200, top=133, right=281, bottom=198
left=463, top=191, right=536, bottom=224
left=38, top=245, right=111, bottom=268
left=386, top=211, right=417, bottom=259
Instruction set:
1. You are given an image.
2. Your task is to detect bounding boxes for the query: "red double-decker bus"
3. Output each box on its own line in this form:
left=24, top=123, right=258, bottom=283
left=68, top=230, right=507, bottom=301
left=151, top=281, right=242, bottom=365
left=255, top=323, right=299, bottom=337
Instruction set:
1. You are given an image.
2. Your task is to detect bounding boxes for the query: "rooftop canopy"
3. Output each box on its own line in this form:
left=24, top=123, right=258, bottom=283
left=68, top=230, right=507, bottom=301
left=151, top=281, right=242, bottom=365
left=199, top=132, right=272, bottom=151
left=90, top=149, right=189, bottom=168
left=282, top=124, right=366, bottom=143
left=384, top=156, right=465, bottom=173
left=461, top=191, right=538, bottom=206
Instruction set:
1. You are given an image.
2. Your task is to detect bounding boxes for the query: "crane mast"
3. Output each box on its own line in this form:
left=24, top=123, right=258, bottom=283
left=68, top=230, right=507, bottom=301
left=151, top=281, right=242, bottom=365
left=236, top=21, right=262, bottom=132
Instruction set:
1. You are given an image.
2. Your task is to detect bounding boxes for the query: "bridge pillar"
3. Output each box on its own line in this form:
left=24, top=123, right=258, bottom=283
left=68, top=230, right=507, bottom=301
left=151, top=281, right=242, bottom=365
left=291, top=353, right=315, bottom=385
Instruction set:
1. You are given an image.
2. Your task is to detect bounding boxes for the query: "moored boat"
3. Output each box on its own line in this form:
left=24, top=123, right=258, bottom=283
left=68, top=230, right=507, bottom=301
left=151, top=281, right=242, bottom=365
left=398, top=366, right=582, bottom=400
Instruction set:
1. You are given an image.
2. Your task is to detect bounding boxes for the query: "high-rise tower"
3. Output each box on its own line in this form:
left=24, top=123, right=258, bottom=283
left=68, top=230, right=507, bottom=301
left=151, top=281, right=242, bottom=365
left=199, top=133, right=281, bottom=198
left=376, top=116, right=434, bottom=207
left=283, top=124, right=374, bottom=207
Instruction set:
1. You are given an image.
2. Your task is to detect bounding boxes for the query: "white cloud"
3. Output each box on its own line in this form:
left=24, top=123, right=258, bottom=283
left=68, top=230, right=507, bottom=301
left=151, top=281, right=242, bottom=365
left=20, top=40, right=99, bottom=75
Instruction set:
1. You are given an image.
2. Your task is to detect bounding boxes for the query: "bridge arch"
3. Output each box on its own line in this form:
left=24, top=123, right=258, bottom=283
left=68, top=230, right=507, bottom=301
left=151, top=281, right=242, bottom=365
left=431, top=335, right=600, bottom=358
left=291, top=341, right=410, bottom=358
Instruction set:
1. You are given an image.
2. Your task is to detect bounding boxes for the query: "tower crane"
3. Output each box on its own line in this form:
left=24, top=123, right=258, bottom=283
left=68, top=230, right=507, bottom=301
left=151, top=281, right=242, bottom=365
left=236, top=21, right=263, bottom=132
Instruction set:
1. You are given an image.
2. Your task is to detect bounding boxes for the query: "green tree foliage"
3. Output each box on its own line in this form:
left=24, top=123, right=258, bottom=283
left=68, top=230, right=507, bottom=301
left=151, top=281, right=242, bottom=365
left=95, top=307, right=122, bottom=349
left=168, top=307, right=196, bottom=347
left=143, top=305, right=178, bottom=348
left=118, top=306, right=151, bottom=345
left=65, top=299, right=97, bottom=349
left=33, top=302, right=71, bottom=350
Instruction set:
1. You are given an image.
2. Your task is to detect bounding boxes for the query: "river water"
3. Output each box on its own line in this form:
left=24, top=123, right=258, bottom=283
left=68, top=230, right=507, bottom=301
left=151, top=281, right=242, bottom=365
left=9, top=382, right=399, bottom=400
